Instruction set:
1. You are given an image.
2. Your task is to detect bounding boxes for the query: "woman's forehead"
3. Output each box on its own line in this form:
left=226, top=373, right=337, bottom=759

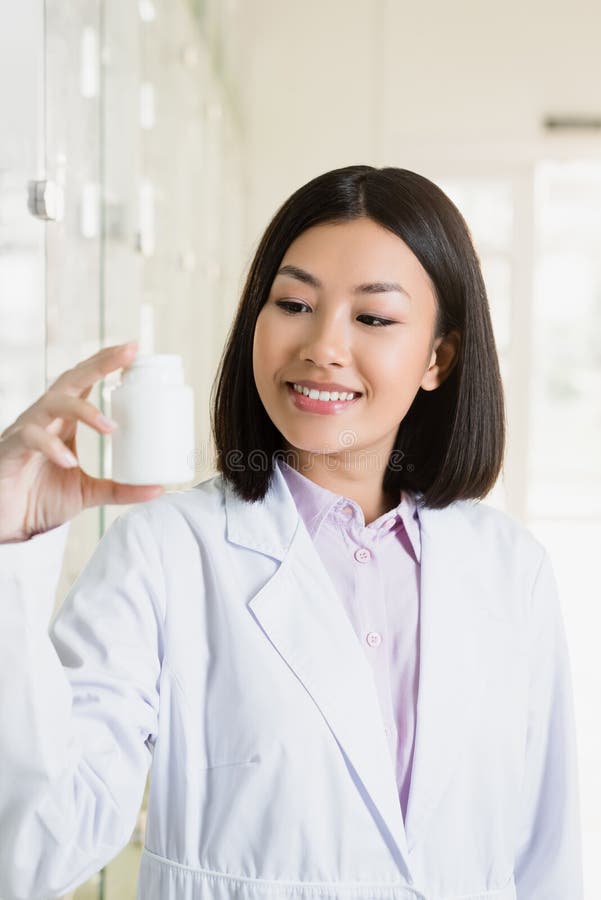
left=277, top=222, right=436, bottom=303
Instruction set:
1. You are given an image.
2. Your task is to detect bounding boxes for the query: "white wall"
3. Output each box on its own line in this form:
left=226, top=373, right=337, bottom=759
left=238, top=0, right=601, bottom=243
left=379, top=0, right=601, bottom=143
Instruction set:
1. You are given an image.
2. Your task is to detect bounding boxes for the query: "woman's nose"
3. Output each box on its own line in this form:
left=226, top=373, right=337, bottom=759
left=300, top=314, right=352, bottom=367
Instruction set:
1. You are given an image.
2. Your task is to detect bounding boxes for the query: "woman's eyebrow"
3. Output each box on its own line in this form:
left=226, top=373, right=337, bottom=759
left=275, top=264, right=411, bottom=300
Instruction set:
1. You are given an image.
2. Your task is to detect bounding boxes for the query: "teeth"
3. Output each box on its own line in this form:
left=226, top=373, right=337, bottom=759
left=292, top=383, right=356, bottom=402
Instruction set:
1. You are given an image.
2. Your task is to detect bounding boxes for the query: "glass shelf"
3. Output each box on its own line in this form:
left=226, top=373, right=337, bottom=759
left=0, top=1, right=245, bottom=897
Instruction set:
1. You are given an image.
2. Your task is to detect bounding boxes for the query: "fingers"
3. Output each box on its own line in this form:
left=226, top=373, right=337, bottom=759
left=49, top=341, right=139, bottom=397
left=36, top=393, right=118, bottom=436
left=81, top=476, right=165, bottom=509
left=2, top=341, right=133, bottom=455
left=0, top=422, right=79, bottom=469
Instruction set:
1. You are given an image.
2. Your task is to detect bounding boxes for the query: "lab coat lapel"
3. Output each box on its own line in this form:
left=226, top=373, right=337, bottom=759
left=250, top=522, right=414, bottom=876
left=403, top=502, right=494, bottom=853
left=224, top=465, right=495, bottom=874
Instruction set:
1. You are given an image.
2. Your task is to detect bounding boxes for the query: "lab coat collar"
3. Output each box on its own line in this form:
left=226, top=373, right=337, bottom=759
left=224, top=463, right=495, bottom=881
left=275, top=457, right=422, bottom=562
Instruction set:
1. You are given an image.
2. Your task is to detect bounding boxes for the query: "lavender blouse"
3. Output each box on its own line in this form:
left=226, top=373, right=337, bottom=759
left=276, top=457, right=422, bottom=824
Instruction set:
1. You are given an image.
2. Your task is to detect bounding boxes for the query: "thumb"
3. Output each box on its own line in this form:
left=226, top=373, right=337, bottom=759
left=82, top=475, right=165, bottom=509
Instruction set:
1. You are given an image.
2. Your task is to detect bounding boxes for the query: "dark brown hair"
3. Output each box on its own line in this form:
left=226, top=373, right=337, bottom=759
left=210, top=165, right=505, bottom=510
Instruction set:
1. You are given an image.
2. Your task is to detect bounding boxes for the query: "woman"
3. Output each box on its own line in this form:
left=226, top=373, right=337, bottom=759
left=0, top=166, right=583, bottom=899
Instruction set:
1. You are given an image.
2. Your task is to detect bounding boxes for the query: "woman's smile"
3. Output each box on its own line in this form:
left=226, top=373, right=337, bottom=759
left=285, top=381, right=363, bottom=415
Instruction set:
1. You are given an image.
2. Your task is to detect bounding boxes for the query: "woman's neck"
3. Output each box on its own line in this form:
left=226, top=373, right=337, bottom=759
left=280, top=449, right=399, bottom=525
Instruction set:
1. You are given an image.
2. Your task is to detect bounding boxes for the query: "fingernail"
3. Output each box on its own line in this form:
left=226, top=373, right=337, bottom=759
left=63, top=451, right=78, bottom=467
left=98, top=414, right=119, bottom=430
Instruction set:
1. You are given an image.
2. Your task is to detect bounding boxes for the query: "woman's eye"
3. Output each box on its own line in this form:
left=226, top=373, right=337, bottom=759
left=274, top=300, right=395, bottom=328
left=357, top=315, right=395, bottom=328
left=275, top=300, right=307, bottom=314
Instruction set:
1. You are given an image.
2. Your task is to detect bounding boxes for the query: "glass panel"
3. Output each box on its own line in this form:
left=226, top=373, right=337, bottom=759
left=435, top=176, right=514, bottom=253
left=430, top=176, right=513, bottom=366
left=528, top=517, right=601, bottom=900
left=0, top=0, right=46, bottom=431
left=45, top=0, right=104, bottom=608
left=528, top=160, right=601, bottom=518
left=98, top=1, right=246, bottom=897
left=101, top=0, right=247, bottom=515
left=2, top=1, right=241, bottom=894
left=529, top=163, right=601, bottom=900
left=43, top=5, right=103, bottom=900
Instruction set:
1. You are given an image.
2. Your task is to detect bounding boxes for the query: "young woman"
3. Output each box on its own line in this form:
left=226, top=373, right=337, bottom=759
left=0, top=166, right=583, bottom=900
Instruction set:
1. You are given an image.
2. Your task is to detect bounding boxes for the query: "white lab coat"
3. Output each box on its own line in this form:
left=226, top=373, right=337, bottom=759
left=0, top=463, right=584, bottom=900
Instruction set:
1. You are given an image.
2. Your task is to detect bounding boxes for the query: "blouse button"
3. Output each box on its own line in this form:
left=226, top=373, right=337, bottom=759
left=354, top=547, right=372, bottom=563
left=366, top=631, right=382, bottom=647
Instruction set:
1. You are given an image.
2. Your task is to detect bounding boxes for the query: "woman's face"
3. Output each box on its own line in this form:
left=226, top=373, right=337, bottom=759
left=252, top=217, right=455, bottom=468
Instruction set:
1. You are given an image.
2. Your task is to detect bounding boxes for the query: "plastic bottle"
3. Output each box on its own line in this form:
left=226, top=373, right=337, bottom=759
left=109, top=353, right=195, bottom=485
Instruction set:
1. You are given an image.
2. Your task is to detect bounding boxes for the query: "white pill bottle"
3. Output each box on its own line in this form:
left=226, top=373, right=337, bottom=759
left=109, top=354, right=195, bottom=485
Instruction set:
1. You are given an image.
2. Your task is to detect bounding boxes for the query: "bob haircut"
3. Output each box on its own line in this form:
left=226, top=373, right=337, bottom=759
left=210, top=165, right=505, bottom=510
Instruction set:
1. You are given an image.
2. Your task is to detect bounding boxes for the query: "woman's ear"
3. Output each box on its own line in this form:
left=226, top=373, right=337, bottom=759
left=420, top=328, right=461, bottom=392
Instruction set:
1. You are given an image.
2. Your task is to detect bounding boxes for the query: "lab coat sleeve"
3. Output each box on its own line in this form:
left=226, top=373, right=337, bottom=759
left=513, top=547, right=584, bottom=899
left=0, top=507, right=165, bottom=900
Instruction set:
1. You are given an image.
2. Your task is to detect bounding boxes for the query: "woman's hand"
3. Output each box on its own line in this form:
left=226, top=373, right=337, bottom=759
left=0, top=341, right=165, bottom=544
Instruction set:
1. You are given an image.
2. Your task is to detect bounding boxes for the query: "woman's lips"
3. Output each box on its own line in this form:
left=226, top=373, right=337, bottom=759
left=286, top=382, right=362, bottom=415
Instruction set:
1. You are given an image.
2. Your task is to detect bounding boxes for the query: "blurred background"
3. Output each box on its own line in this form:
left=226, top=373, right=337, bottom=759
left=1, top=0, right=600, bottom=897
